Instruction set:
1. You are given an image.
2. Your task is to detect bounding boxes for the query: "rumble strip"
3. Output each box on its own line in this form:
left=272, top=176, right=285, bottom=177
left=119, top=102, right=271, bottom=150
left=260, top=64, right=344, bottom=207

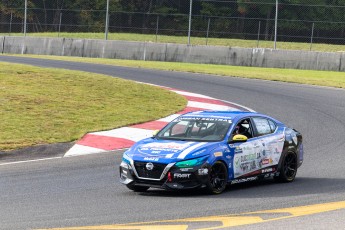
left=64, top=85, right=253, bottom=157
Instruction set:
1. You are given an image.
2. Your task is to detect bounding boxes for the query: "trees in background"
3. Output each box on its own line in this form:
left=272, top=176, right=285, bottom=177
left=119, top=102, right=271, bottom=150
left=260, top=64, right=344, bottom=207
left=0, top=0, right=344, bottom=43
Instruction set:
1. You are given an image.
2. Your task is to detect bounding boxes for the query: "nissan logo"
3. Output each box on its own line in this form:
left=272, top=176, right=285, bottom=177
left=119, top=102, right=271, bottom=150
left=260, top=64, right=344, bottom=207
left=146, top=162, right=154, bottom=171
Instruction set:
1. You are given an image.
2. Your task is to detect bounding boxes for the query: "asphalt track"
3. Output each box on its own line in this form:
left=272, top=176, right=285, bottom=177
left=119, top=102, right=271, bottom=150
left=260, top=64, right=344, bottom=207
left=1, top=55, right=345, bottom=229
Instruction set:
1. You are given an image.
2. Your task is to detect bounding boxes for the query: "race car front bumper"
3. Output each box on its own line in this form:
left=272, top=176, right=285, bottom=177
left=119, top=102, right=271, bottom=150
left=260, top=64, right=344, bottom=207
left=119, top=161, right=210, bottom=190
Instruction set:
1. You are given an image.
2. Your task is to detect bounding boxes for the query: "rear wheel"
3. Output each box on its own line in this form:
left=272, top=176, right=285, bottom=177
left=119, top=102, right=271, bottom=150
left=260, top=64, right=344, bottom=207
left=206, top=161, right=228, bottom=194
left=275, top=152, right=298, bottom=182
left=126, top=184, right=149, bottom=192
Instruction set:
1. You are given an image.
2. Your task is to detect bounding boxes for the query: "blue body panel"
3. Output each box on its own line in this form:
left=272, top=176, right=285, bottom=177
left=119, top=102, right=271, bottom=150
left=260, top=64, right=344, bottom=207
left=123, top=111, right=300, bottom=182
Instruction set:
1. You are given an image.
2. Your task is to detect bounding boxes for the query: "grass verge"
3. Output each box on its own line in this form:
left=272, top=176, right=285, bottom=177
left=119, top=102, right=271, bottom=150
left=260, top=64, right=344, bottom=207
left=13, top=54, right=345, bottom=89
left=0, top=62, right=187, bottom=151
left=1, top=32, right=345, bottom=52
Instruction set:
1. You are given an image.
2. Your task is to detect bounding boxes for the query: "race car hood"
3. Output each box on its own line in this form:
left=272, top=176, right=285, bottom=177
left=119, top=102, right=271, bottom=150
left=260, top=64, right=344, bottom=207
left=125, top=138, right=220, bottom=164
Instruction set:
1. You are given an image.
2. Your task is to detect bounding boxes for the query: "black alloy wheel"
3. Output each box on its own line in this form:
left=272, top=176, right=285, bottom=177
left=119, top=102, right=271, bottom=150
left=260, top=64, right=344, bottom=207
left=275, top=152, right=298, bottom=182
left=126, top=184, right=149, bottom=192
left=207, top=161, right=228, bottom=194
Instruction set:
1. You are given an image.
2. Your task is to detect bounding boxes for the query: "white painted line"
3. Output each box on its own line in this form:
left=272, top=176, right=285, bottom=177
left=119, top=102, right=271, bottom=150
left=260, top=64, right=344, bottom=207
left=158, top=114, right=181, bottom=122
left=91, top=127, right=153, bottom=142
left=220, top=99, right=256, bottom=112
left=187, top=101, right=240, bottom=111
left=64, top=144, right=107, bottom=157
left=172, top=90, right=214, bottom=99
left=0, top=157, right=62, bottom=166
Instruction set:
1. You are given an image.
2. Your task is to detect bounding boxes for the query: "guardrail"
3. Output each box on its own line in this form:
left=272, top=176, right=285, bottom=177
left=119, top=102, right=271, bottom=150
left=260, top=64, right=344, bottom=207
left=1, top=36, right=344, bottom=71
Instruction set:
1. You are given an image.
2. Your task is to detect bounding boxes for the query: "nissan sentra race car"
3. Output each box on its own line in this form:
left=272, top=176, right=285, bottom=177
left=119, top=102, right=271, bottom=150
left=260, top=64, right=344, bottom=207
left=119, top=111, right=303, bottom=194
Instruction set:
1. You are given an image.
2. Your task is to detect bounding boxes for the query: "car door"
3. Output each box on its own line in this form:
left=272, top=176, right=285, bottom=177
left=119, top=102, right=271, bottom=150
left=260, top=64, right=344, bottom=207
left=229, top=118, right=261, bottom=179
left=250, top=117, right=285, bottom=174
left=229, top=117, right=284, bottom=180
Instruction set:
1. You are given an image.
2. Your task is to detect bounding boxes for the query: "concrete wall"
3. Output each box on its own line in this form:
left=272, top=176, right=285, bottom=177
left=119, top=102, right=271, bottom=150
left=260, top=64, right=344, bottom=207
left=1, top=36, right=344, bottom=71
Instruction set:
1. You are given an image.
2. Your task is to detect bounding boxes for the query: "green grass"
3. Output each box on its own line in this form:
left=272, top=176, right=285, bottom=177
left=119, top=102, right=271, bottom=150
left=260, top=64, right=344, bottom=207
left=2, top=32, right=345, bottom=52
left=13, top=54, right=345, bottom=89
left=0, top=62, right=187, bottom=151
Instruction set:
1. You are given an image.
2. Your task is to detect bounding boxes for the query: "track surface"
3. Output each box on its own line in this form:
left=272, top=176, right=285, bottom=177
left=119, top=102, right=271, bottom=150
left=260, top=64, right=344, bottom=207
left=1, top=56, right=345, bottom=229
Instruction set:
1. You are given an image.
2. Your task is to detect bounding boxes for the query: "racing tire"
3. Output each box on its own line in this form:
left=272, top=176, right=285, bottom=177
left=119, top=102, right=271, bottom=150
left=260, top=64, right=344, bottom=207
left=126, top=184, right=149, bottom=192
left=275, top=152, right=298, bottom=183
left=206, top=161, right=228, bottom=194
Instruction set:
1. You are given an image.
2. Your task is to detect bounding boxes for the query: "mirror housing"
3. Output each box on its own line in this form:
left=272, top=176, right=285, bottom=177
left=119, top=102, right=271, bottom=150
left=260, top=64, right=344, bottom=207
left=152, top=130, right=159, bottom=137
left=228, top=134, right=248, bottom=143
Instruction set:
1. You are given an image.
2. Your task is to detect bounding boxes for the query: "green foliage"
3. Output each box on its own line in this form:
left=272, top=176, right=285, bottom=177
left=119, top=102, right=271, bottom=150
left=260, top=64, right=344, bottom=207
left=0, top=0, right=344, bottom=43
left=0, top=61, right=187, bottom=150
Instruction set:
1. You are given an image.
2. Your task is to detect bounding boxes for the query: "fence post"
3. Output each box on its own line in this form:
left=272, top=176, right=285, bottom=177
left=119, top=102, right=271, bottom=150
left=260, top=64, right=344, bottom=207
left=188, top=0, right=193, bottom=45
left=310, top=22, right=315, bottom=51
left=105, top=0, right=110, bottom=40
left=257, top=21, right=261, bottom=48
left=155, top=15, right=159, bottom=43
left=206, top=17, right=211, bottom=45
left=9, top=12, right=13, bottom=35
left=58, top=13, right=62, bottom=37
left=24, top=0, right=27, bottom=36
left=274, top=0, right=278, bottom=49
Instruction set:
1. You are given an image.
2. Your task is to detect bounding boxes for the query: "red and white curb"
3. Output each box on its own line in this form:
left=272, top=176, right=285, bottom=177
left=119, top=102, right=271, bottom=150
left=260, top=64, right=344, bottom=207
left=64, top=85, right=254, bottom=157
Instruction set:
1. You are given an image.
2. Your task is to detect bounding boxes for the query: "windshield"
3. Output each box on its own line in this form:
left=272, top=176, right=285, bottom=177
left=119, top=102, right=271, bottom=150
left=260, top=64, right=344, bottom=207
left=156, top=117, right=232, bottom=142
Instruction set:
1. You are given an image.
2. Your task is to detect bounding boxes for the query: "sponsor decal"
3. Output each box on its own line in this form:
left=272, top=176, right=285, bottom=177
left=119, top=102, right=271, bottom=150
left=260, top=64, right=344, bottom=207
left=165, top=153, right=174, bottom=158
left=180, top=168, right=193, bottom=172
left=226, top=155, right=232, bottom=160
left=192, top=149, right=207, bottom=156
left=235, top=156, right=241, bottom=167
left=235, top=147, right=243, bottom=154
left=262, top=167, right=274, bottom=173
left=174, top=173, right=191, bottom=179
left=214, top=152, right=223, bottom=157
left=144, top=157, right=159, bottom=161
left=241, top=152, right=261, bottom=162
left=261, top=158, right=270, bottom=165
left=151, top=151, right=161, bottom=154
left=180, top=116, right=232, bottom=122
left=240, top=161, right=257, bottom=172
left=198, top=168, right=209, bottom=175
left=231, top=176, right=258, bottom=185
left=142, top=142, right=192, bottom=151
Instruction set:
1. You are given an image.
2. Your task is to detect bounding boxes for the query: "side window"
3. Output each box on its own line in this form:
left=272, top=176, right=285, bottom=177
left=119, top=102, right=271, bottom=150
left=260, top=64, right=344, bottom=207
left=252, top=117, right=273, bottom=136
left=232, top=118, right=253, bottom=139
left=268, top=119, right=277, bottom=133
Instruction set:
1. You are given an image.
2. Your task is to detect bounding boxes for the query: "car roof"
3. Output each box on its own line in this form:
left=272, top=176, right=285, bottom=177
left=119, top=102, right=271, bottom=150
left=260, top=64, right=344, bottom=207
left=181, top=110, right=258, bottom=120
left=181, top=110, right=284, bottom=125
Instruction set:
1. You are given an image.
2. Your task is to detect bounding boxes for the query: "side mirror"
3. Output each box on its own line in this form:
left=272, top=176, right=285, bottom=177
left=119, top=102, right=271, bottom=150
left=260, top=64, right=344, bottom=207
left=229, top=134, right=248, bottom=143
left=152, top=130, right=159, bottom=137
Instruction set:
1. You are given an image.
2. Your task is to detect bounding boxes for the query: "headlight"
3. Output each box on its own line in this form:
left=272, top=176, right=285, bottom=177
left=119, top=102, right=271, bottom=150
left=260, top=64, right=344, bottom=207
left=122, top=152, right=132, bottom=165
left=175, top=156, right=208, bottom=168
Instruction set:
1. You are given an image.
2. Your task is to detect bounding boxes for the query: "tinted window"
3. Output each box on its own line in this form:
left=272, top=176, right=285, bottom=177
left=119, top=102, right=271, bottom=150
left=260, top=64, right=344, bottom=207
left=253, top=117, right=272, bottom=136
left=232, top=118, right=253, bottom=139
left=268, top=119, right=277, bottom=133
left=157, top=117, right=232, bottom=142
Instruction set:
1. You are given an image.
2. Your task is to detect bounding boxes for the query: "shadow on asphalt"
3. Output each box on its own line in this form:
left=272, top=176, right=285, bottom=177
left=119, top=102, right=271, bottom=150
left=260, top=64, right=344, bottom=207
left=132, top=177, right=345, bottom=198
left=0, top=142, right=74, bottom=163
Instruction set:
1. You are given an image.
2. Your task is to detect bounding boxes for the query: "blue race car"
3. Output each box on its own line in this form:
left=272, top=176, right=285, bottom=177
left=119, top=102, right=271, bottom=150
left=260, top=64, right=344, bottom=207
left=119, top=111, right=303, bottom=194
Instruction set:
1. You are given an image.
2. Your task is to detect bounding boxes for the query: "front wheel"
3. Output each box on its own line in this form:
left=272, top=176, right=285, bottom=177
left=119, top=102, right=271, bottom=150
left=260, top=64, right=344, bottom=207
left=275, top=152, right=298, bottom=183
left=126, top=184, right=149, bottom=192
left=206, top=161, right=228, bottom=194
